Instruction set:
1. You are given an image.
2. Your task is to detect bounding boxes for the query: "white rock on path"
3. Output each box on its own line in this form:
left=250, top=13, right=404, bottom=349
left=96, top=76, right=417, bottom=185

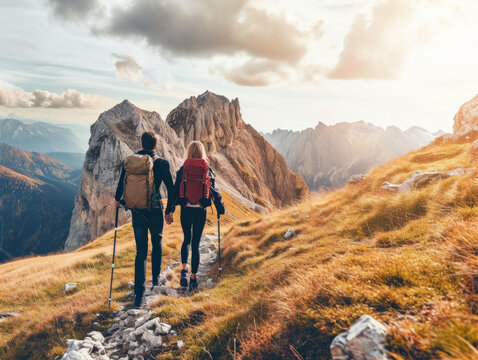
left=141, top=330, right=163, bottom=348
left=155, top=322, right=172, bottom=335
left=86, top=331, right=104, bottom=343
left=330, top=315, right=388, bottom=360
left=61, top=350, right=94, bottom=360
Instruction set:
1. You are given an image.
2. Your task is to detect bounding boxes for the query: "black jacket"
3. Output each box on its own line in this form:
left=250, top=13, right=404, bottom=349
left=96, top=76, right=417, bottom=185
left=115, top=150, right=175, bottom=211
left=167, top=165, right=225, bottom=215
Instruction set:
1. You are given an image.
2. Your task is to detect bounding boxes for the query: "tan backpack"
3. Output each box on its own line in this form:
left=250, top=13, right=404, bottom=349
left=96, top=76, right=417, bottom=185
left=123, top=154, right=156, bottom=210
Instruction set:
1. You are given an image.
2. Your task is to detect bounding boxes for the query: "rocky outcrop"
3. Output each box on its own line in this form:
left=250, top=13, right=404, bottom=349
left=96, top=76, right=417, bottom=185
left=167, top=91, right=307, bottom=208
left=381, top=169, right=467, bottom=192
left=330, top=315, right=388, bottom=360
left=264, top=121, right=440, bottom=189
left=453, top=94, right=478, bottom=137
left=64, top=100, right=185, bottom=251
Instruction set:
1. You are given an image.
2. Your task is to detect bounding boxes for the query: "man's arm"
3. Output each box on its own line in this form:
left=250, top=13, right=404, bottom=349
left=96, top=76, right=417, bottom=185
left=165, top=167, right=181, bottom=214
left=115, top=167, right=126, bottom=201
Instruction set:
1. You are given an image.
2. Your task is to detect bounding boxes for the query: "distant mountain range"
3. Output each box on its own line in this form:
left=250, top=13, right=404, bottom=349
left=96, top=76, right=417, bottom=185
left=0, top=118, right=85, bottom=153
left=46, top=152, right=85, bottom=169
left=0, top=142, right=79, bottom=262
left=264, top=121, right=443, bottom=189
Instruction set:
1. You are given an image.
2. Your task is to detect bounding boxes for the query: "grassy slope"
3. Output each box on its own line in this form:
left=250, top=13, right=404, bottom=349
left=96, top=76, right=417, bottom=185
left=1, top=141, right=478, bottom=359
left=150, top=142, right=478, bottom=360
left=0, top=192, right=255, bottom=359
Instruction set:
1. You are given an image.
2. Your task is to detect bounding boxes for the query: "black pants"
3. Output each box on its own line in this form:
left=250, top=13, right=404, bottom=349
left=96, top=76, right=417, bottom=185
left=132, top=208, right=163, bottom=295
left=180, top=207, right=207, bottom=274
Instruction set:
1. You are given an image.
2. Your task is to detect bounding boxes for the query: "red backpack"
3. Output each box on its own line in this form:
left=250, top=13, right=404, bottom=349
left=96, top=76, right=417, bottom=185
left=179, top=158, right=210, bottom=205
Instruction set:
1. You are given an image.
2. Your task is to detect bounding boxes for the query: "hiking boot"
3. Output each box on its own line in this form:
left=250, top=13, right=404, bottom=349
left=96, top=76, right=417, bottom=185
left=180, top=270, right=188, bottom=288
left=133, top=292, right=144, bottom=307
left=188, top=278, right=198, bottom=292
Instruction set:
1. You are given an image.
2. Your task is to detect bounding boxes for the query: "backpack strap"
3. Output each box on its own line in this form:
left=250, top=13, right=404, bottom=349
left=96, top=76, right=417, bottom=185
left=146, top=173, right=150, bottom=210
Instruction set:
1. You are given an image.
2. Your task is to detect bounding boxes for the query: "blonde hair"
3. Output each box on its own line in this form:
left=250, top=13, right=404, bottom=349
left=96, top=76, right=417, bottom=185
left=186, top=141, right=207, bottom=160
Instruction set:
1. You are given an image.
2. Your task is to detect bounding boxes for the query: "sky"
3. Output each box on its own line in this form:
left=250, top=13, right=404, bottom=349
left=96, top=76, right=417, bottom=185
left=0, top=0, right=477, bottom=135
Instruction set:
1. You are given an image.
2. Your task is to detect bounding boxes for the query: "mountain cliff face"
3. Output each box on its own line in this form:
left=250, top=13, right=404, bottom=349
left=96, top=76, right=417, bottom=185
left=264, top=121, right=439, bottom=189
left=453, top=93, right=478, bottom=137
left=166, top=91, right=307, bottom=208
left=64, top=100, right=185, bottom=251
left=0, top=143, right=78, bottom=261
left=65, top=93, right=307, bottom=250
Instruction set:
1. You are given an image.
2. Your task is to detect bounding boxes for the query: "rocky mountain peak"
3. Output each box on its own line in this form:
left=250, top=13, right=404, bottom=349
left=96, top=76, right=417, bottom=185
left=166, top=91, right=244, bottom=154
left=167, top=92, right=307, bottom=209
left=453, top=93, right=478, bottom=137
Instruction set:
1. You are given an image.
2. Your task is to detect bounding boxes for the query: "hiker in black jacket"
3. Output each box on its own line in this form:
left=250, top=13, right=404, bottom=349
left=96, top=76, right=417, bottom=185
left=166, top=141, right=225, bottom=292
left=115, top=131, right=175, bottom=307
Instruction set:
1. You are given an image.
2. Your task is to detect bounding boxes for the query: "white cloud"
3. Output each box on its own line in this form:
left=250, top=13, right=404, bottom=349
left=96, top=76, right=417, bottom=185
left=210, top=59, right=289, bottom=87
left=113, top=54, right=143, bottom=82
left=329, top=0, right=454, bottom=80
left=113, top=54, right=173, bottom=92
left=0, top=85, right=108, bottom=108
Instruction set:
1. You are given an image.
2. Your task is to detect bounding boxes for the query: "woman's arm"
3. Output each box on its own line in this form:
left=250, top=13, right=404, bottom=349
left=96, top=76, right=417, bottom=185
left=209, top=172, right=225, bottom=215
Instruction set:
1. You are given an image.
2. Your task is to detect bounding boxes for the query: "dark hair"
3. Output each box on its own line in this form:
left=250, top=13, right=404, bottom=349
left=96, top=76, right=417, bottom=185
left=141, top=131, right=158, bottom=150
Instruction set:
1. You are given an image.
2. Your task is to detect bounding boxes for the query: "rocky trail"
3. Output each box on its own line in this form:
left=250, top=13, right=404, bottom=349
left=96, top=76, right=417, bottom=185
left=59, top=234, right=219, bottom=360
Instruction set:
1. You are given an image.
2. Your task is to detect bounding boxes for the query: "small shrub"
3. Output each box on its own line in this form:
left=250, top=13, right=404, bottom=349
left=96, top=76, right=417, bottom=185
left=457, top=206, right=478, bottom=220
left=377, top=266, right=416, bottom=288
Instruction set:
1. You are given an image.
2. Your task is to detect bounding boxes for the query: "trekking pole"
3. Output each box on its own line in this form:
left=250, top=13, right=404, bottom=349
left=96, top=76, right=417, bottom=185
left=218, top=214, right=222, bottom=276
left=108, top=206, right=120, bottom=310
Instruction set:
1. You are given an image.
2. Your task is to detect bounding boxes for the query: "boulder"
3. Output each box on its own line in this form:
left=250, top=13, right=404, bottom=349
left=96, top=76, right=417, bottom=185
left=154, top=322, right=172, bottom=335
left=200, top=249, right=217, bottom=265
left=0, top=311, right=19, bottom=320
left=381, top=169, right=466, bottom=192
left=330, top=315, right=387, bottom=360
left=205, top=278, right=215, bottom=289
left=141, top=330, right=163, bottom=348
left=86, top=331, right=104, bottom=343
left=284, top=229, right=297, bottom=240
left=61, top=350, right=94, bottom=360
left=64, top=283, right=78, bottom=292
left=348, top=174, right=365, bottom=184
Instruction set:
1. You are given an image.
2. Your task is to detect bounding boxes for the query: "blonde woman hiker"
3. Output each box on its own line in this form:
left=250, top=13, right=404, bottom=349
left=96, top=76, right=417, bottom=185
left=165, top=141, right=225, bottom=292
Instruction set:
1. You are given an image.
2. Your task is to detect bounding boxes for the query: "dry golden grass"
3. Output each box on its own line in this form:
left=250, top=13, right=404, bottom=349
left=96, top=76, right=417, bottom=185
left=149, top=141, right=478, bottom=360
left=0, top=191, right=255, bottom=359
left=1, top=140, right=478, bottom=359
